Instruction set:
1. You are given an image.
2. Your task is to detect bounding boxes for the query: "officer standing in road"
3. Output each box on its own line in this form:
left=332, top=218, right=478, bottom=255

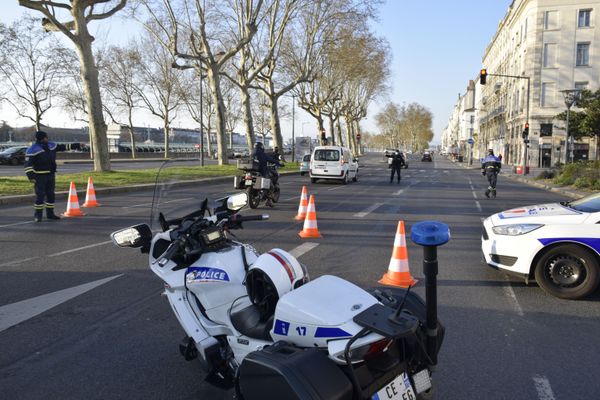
left=389, top=150, right=405, bottom=184
left=481, top=149, right=502, bottom=198
left=24, top=131, right=84, bottom=222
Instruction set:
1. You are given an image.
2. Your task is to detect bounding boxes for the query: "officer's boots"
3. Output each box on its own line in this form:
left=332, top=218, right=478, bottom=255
left=46, top=209, right=61, bottom=220
left=484, top=188, right=491, bottom=199
left=491, top=189, right=497, bottom=199
left=34, top=209, right=43, bottom=223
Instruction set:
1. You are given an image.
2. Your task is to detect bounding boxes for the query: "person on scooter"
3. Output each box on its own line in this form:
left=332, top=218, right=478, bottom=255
left=252, top=142, right=283, bottom=207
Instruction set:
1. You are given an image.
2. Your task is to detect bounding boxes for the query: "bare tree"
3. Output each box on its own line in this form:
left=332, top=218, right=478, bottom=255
left=134, top=34, right=184, bottom=159
left=101, top=44, right=143, bottom=158
left=0, top=16, right=72, bottom=130
left=134, top=0, right=264, bottom=165
left=18, top=0, right=127, bottom=172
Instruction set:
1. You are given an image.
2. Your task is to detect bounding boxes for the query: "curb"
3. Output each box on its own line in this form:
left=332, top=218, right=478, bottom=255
left=0, top=170, right=300, bottom=207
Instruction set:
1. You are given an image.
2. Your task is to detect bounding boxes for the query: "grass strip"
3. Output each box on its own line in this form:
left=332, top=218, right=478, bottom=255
left=0, top=163, right=300, bottom=196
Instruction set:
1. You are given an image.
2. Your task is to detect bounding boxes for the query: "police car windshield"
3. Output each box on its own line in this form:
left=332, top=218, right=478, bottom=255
left=567, top=192, right=600, bottom=213
left=314, top=149, right=339, bottom=161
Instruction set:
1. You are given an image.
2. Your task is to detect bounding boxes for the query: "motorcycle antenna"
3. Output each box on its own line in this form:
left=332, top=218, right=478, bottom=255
left=392, top=284, right=412, bottom=320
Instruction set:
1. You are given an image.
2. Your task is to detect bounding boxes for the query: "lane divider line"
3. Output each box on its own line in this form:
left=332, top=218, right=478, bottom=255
left=289, top=242, right=319, bottom=258
left=475, top=201, right=482, bottom=212
left=532, top=375, right=556, bottom=400
left=48, top=240, right=113, bottom=257
left=0, top=221, right=35, bottom=228
left=354, top=203, right=384, bottom=218
left=0, top=274, right=123, bottom=333
left=503, top=277, right=524, bottom=317
left=0, top=257, right=39, bottom=268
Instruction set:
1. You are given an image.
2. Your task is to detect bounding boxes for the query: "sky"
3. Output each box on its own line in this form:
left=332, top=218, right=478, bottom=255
left=0, top=0, right=510, bottom=144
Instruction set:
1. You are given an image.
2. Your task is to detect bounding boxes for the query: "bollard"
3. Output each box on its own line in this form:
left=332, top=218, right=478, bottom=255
left=410, top=221, right=450, bottom=366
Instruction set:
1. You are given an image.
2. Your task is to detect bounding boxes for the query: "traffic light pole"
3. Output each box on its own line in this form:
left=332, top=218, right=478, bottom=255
left=485, top=72, right=530, bottom=175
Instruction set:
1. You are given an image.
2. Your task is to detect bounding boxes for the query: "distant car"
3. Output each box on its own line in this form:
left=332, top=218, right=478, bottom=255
left=482, top=193, right=600, bottom=299
left=300, top=154, right=310, bottom=175
left=421, top=152, right=432, bottom=162
left=384, top=148, right=396, bottom=157
left=0, top=146, right=27, bottom=165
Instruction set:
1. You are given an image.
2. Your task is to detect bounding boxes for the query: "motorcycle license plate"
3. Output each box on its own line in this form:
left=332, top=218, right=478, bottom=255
left=372, top=373, right=415, bottom=400
left=245, top=180, right=253, bottom=186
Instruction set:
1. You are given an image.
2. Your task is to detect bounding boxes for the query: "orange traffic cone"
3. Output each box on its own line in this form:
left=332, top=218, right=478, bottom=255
left=294, top=186, right=309, bottom=221
left=82, top=176, right=100, bottom=207
left=379, top=221, right=417, bottom=288
left=298, top=195, right=322, bottom=238
left=62, top=182, right=85, bottom=217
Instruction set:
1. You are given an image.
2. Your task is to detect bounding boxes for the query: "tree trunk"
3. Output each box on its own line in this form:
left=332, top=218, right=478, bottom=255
left=207, top=112, right=213, bottom=158
left=207, top=66, right=228, bottom=165
left=317, top=118, right=325, bottom=145
left=336, top=120, right=344, bottom=146
left=128, top=108, right=136, bottom=159
left=240, top=88, right=255, bottom=152
left=344, top=116, right=353, bottom=153
left=163, top=120, right=170, bottom=159
left=353, top=120, right=360, bottom=155
left=74, top=37, right=110, bottom=172
left=328, top=116, right=335, bottom=146
left=269, top=95, right=283, bottom=151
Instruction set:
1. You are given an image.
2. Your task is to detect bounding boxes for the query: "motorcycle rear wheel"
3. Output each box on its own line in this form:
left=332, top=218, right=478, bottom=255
left=272, top=186, right=281, bottom=203
left=247, top=188, right=261, bottom=209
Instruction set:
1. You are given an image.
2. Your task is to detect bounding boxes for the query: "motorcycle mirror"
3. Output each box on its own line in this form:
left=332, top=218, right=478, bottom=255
left=227, top=192, right=248, bottom=211
left=111, top=224, right=152, bottom=248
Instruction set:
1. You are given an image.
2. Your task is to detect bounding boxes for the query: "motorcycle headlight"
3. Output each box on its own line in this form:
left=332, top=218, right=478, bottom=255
left=492, top=224, right=543, bottom=236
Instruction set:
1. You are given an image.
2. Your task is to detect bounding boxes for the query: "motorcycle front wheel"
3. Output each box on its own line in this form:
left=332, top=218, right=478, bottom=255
left=271, top=186, right=281, bottom=203
left=247, top=188, right=261, bottom=209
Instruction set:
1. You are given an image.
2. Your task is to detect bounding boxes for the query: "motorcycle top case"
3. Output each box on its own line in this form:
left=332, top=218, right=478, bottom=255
left=238, top=341, right=353, bottom=400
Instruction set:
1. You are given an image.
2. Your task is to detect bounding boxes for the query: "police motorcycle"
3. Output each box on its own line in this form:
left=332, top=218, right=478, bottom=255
left=234, top=158, right=281, bottom=209
left=111, top=161, right=448, bottom=400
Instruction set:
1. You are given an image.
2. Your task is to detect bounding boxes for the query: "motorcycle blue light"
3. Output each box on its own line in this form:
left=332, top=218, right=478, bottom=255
left=410, top=221, right=450, bottom=246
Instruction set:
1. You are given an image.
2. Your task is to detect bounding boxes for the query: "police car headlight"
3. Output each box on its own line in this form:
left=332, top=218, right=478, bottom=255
left=492, top=224, right=543, bottom=236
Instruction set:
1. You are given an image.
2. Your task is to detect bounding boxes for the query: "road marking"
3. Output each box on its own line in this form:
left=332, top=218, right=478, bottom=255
left=532, top=375, right=556, bottom=400
left=328, top=186, right=344, bottom=191
left=123, top=202, right=154, bottom=209
left=475, top=200, right=482, bottom=212
left=354, top=203, right=383, bottom=218
left=0, top=274, right=123, bottom=333
left=472, top=191, right=478, bottom=199
left=48, top=240, right=113, bottom=257
left=122, top=197, right=192, bottom=209
left=0, top=221, right=35, bottom=228
left=284, top=196, right=300, bottom=201
left=0, top=257, right=39, bottom=268
left=394, top=189, right=405, bottom=196
left=503, top=278, right=524, bottom=316
left=289, top=242, right=319, bottom=258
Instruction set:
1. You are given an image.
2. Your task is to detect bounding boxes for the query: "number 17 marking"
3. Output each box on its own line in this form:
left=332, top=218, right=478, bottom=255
left=296, top=326, right=307, bottom=336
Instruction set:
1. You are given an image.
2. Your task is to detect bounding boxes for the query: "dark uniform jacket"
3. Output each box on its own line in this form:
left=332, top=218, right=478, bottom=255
left=24, top=141, right=80, bottom=180
left=252, top=147, right=281, bottom=176
left=481, top=155, right=501, bottom=173
left=391, top=153, right=405, bottom=168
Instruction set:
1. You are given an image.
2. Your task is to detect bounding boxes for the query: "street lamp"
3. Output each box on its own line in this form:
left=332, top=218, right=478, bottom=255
left=291, top=95, right=296, bottom=162
left=561, top=89, right=581, bottom=164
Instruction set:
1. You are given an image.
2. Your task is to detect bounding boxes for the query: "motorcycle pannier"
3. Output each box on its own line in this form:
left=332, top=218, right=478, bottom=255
left=255, top=176, right=271, bottom=190
left=238, top=341, right=353, bottom=400
left=237, top=158, right=256, bottom=170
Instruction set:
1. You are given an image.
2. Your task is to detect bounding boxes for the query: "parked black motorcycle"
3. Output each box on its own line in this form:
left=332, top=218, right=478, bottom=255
left=234, top=160, right=281, bottom=208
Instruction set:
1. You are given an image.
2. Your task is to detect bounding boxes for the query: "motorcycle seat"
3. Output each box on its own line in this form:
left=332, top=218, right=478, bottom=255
left=230, top=304, right=274, bottom=341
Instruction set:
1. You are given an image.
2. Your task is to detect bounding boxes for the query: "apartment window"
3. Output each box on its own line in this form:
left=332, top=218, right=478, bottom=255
left=541, top=83, right=555, bottom=107
left=540, top=124, right=553, bottom=137
left=524, top=17, right=528, bottom=38
left=579, top=9, right=592, bottom=27
left=576, top=43, right=590, bottom=66
left=575, top=81, right=588, bottom=91
left=543, top=43, right=556, bottom=67
left=544, top=10, right=558, bottom=30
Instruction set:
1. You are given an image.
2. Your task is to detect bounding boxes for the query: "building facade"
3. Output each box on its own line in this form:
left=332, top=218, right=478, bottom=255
left=443, top=0, right=600, bottom=167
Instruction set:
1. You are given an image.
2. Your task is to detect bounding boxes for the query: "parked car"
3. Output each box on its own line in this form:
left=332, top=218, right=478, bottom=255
left=300, top=154, right=311, bottom=175
left=482, top=193, right=600, bottom=299
left=421, top=152, right=433, bottom=162
left=0, top=146, right=27, bottom=165
left=310, top=145, right=358, bottom=184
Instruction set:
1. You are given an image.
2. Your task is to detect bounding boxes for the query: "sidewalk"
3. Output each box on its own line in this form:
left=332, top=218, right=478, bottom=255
left=451, top=159, right=588, bottom=199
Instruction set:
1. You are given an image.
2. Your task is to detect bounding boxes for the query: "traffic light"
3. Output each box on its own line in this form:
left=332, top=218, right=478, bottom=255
left=522, top=122, right=529, bottom=139
left=480, top=69, right=487, bottom=85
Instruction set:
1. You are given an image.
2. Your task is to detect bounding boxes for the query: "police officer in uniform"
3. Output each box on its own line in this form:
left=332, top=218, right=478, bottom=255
left=389, top=150, right=405, bottom=184
left=24, top=131, right=83, bottom=222
left=251, top=142, right=283, bottom=207
left=481, top=149, right=501, bottom=198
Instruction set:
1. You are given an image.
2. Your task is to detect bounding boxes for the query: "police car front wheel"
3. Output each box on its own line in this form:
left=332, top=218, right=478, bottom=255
left=534, top=244, right=600, bottom=300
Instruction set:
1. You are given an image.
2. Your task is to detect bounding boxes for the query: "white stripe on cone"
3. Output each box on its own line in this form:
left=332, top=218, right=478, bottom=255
left=393, top=234, right=406, bottom=247
left=388, top=259, right=410, bottom=273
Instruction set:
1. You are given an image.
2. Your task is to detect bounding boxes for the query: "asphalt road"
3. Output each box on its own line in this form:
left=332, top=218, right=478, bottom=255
left=0, top=158, right=218, bottom=176
left=0, top=153, right=598, bottom=400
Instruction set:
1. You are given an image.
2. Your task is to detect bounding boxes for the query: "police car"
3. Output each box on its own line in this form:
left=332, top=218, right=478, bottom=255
left=482, top=192, right=600, bottom=299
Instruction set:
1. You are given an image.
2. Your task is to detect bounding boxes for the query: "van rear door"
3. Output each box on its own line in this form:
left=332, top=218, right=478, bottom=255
left=312, top=148, right=342, bottom=176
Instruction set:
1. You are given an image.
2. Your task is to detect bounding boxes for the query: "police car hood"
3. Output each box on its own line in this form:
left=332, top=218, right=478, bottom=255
left=491, top=203, right=587, bottom=226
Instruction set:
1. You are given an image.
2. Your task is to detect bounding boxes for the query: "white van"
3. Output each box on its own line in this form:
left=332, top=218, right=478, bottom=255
left=309, top=146, right=358, bottom=184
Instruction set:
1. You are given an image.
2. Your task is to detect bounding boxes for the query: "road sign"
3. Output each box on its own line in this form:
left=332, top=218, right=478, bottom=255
left=467, top=138, right=474, bottom=145
left=194, top=144, right=200, bottom=149
left=356, top=133, right=361, bottom=140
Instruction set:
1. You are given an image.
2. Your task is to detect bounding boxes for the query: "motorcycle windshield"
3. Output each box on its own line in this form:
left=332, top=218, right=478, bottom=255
left=149, top=160, right=210, bottom=231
